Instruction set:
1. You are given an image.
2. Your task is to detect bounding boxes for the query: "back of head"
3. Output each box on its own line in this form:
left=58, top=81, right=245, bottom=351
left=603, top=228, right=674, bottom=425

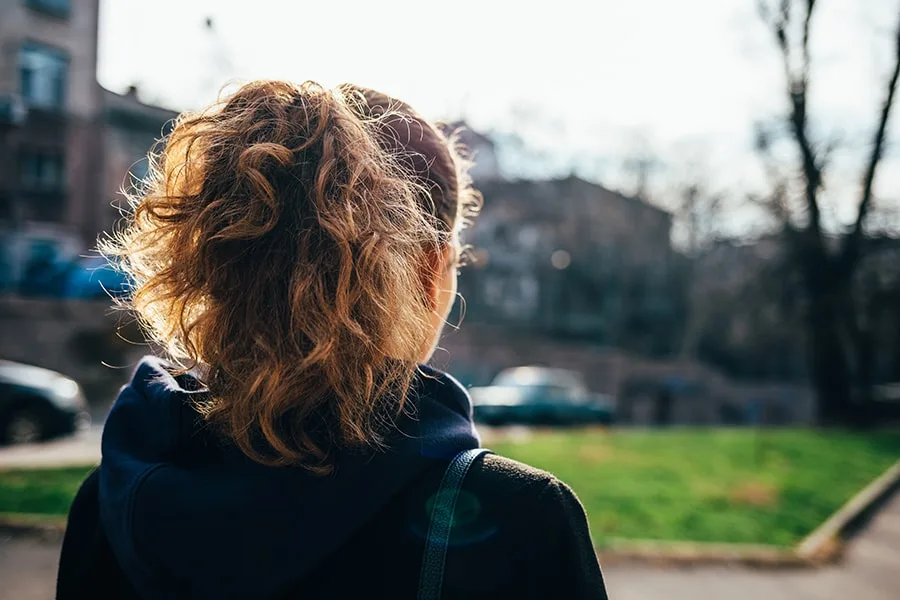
left=104, top=80, right=479, bottom=471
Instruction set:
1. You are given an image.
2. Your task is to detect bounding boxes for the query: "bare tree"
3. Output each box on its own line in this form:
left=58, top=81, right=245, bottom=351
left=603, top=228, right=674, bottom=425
left=757, top=0, right=900, bottom=423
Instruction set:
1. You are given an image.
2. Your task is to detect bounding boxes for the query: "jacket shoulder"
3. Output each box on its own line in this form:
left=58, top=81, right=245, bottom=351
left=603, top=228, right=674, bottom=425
left=438, top=452, right=607, bottom=599
left=464, top=452, right=560, bottom=497
left=394, top=452, right=585, bottom=526
left=463, top=453, right=592, bottom=539
left=294, top=451, right=608, bottom=599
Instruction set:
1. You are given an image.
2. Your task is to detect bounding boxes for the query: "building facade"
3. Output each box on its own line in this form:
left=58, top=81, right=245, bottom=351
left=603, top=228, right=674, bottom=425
left=99, top=86, right=176, bottom=231
left=0, top=0, right=102, bottom=238
left=441, top=121, right=503, bottom=183
left=0, top=0, right=176, bottom=294
left=459, top=175, right=684, bottom=356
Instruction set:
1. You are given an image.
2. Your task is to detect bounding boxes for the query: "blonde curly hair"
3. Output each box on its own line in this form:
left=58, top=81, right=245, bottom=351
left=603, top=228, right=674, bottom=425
left=102, top=80, right=479, bottom=471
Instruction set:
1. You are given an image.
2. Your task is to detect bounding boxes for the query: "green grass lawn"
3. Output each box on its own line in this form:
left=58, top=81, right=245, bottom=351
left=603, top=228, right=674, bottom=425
left=0, top=466, right=93, bottom=517
left=490, top=428, right=900, bottom=547
left=1, top=429, right=898, bottom=547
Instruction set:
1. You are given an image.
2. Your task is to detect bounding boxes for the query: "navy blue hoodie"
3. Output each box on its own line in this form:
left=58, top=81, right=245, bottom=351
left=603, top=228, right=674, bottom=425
left=98, top=356, right=480, bottom=599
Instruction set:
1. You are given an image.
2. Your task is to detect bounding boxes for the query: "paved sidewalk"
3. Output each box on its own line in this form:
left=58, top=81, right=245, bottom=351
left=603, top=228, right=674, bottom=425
left=604, top=490, right=900, bottom=600
left=0, top=426, right=102, bottom=470
left=0, top=537, right=59, bottom=600
left=2, top=488, right=899, bottom=599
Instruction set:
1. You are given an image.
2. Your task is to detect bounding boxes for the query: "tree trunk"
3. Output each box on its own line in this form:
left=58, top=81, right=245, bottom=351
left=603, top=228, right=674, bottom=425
left=806, top=292, right=853, bottom=424
left=800, top=240, right=856, bottom=425
left=855, top=327, right=876, bottom=426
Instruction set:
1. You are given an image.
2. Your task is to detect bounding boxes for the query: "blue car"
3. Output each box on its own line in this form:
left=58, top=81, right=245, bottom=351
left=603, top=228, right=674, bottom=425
left=470, top=367, right=615, bottom=426
left=64, top=256, right=130, bottom=299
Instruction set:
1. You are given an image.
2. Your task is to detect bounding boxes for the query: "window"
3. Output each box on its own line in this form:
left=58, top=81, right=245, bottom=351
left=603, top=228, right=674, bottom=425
left=19, top=43, right=68, bottom=110
left=25, top=0, right=70, bottom=18
left=19, top=150, right=65, bottom=191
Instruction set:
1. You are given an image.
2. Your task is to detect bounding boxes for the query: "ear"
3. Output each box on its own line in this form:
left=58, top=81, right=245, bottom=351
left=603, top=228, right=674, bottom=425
left=420, top=244, right=454, bottom=311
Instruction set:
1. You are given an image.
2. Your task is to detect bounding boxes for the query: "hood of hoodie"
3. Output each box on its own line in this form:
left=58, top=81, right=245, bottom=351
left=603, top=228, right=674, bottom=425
left=99, top=356, right=480, bottom=599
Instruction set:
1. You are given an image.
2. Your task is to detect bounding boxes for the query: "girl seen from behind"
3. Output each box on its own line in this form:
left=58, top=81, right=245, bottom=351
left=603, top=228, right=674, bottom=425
left=57, top=81, right=608, bottom=600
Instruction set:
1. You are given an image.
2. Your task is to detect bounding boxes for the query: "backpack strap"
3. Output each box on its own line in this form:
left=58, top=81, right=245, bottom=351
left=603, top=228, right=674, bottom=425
left=418, top=448, right=492, bottom=600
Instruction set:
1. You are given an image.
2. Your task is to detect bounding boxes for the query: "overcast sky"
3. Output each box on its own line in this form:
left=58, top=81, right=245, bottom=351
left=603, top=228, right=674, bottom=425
left=99, top=0, right=900, bottom=232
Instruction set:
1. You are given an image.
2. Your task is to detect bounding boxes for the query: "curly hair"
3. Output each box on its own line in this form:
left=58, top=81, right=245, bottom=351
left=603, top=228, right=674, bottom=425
left=102, top=81, right=479, bottom=472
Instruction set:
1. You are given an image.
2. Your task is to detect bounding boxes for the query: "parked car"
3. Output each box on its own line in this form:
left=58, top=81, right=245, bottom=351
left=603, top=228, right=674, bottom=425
left=0, top=360, right=90, bottom=445
left=470, top=366, right=614, bottom=426
left=64, top=255, right=130, bottom=299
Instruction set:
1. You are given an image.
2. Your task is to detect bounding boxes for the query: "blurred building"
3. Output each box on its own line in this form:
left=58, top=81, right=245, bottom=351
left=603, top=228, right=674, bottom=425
left=459, top=175, right=683, bottom=357
left=442, top=121, right=502, bottom=183
left=0, top=0, right=102, bottom=265
left=0, top=0, right=176, bottom=294
left=99, top=86, right=176, bottom=230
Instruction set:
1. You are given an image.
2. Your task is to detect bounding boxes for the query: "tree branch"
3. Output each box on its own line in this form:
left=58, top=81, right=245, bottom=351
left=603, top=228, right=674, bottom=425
left=763, top=0, right=823, bottom=236
left=802, top=0, right=816, bottom=88
left=844, top=12, right=900, bottom=269
left=752, top=122, right=795, bottom=228
left=788, top=0, right=823, bottom=236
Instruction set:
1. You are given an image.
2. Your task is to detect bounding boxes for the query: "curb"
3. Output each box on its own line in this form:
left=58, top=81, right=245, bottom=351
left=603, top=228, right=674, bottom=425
left=597, top=541, right=813, bottom=569
left=796, top=459, right=900, bottom=560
